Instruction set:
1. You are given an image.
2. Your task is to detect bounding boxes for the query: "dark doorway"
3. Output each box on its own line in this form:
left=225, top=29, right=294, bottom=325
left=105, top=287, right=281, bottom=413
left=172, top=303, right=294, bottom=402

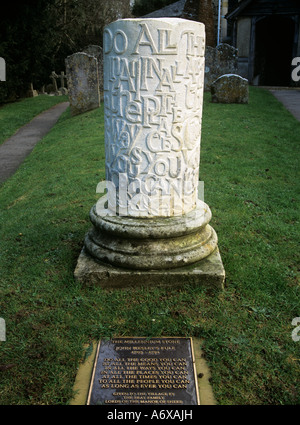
left=254, top=16, right=294, bottom=86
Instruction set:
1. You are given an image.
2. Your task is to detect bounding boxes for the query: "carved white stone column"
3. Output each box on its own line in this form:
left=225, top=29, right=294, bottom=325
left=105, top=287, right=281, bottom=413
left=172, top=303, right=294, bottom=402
left=102, top=18, right=205, bottom=217
left=75, top=18, right=225, bottom=288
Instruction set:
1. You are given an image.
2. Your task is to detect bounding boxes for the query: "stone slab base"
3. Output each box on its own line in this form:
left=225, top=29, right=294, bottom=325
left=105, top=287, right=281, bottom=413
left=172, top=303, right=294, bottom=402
left=74, top=247, right=225, bottom=289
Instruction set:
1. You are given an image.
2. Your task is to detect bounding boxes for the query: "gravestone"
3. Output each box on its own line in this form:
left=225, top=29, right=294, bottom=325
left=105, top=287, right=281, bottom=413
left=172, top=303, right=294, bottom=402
left=83, top=45, right=103, bottom=97
left=211, top=74, right=249, bottom=104
left=204, top=43, right=238, bottom=91
left=26, top=83, right=38, bottom=98
left=58, top=71, right=68, bottom=95
left=49, top=71, right=60, bottom=95
left=74, top=18, right=225, bottom=288
left=65, top=52, right=100, bottom=116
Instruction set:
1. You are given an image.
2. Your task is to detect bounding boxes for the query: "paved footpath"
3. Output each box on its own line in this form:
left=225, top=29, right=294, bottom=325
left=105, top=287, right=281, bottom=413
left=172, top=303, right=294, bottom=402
left=0, top=101, right=69, bottom=183
left=269, top=89, right=300, bottom=122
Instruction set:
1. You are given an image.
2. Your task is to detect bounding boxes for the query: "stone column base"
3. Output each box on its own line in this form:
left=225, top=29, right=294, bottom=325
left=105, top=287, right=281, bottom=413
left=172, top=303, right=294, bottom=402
left=74, top=199, right=225, bottom=289
left=74, top=246, right=225, bottom=289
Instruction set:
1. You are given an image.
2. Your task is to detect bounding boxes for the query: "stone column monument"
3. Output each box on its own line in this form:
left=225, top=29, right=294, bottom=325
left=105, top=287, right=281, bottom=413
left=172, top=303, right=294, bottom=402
left=74, top=18, right=225, bottom=288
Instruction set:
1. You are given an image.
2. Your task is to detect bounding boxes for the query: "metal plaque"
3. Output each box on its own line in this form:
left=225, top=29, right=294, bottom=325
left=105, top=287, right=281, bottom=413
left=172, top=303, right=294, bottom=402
left=87, top=337, right=199, bottom=405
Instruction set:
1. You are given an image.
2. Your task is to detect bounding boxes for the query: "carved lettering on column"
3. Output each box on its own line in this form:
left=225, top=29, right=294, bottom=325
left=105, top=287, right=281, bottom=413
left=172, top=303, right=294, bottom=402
left=103, top=19, right=205, bottom=217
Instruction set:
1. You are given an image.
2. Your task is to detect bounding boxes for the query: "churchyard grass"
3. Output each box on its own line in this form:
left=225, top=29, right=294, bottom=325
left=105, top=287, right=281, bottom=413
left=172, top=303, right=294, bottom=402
left=0, top=87, right=299, bottom=404
left=0, top=95, right=68, bottom=145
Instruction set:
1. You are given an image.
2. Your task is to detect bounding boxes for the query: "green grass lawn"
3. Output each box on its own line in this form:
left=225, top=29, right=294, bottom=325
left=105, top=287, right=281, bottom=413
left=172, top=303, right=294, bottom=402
left=0, top=87, right=299, bottom=405
left=0, top=95, right=68, bottom=145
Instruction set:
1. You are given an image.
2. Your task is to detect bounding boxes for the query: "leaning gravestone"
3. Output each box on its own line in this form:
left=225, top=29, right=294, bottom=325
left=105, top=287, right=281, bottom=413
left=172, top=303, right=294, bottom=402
left=211, top=74, right=249, bottom=104
left=65, top=52, right=100, bottom=116
left=26, top=83, right=38, bottom=98
left=74, top=18, right=225, bottom=289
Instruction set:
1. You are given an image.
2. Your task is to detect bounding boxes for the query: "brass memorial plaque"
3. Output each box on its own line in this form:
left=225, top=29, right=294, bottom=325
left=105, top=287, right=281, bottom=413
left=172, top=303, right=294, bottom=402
left=87, top=337, right=199, bottom=405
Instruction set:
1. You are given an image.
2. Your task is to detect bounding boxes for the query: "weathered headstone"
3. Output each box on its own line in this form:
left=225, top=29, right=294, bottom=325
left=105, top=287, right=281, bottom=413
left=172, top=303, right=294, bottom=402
left=204, top=43, right=238, bottom=91
left=83, top=45, right=103, bottom=97
left=26, top=83, right=38, bottom=98
left=49, top=71, right=59, bottom=95
left=65, top=52, right=100, bottom=116
left=58, top=71, right=68, bottom=95
left=74, top=18, right=225, bottom=288
left=211, top=74, right=249, bottom=104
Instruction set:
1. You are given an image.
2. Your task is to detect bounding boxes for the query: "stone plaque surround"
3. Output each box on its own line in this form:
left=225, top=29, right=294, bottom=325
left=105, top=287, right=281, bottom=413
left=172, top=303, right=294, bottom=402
left=74, top=18, right=225, bottom=288
left=70, top=337, right=216, bottom=405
